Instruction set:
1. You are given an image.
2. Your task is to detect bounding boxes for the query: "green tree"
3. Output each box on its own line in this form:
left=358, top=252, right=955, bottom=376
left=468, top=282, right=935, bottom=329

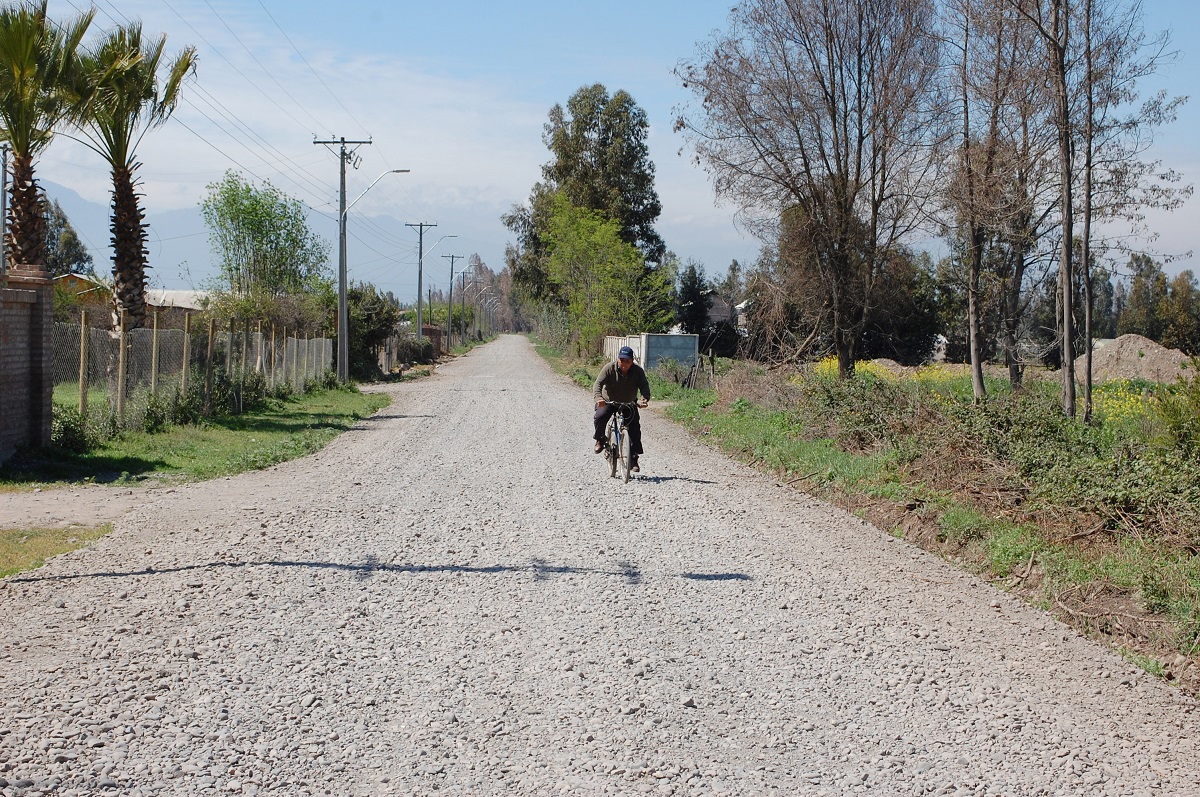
left=1117, top=253, right=1168, bottom=341
left=543, top=83, right=665, bottom=263
left=73, top=22, right=196, bottom=329
left=43, top=196, right=93, bottom=277
left=676, top=260, right=711, bottom=335
left=0, top=1, right=94, bottom=269
left=201, top=171, right=331, bottom=297
left=1161, top=271, right=1200, bottom=355
left=1090, top=264, right=1118, bottom=340
left=543, top=192, right=667, bottom=353
left=347, top=281, right=401, bottom=380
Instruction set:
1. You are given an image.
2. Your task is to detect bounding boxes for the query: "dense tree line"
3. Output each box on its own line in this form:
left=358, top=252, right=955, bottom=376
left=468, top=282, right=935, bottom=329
left=674, top=0, right=1189, bottom=416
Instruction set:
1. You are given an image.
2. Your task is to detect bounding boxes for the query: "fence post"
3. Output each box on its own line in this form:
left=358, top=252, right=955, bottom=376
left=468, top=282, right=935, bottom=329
left=78, top=309, right=89, bottom=417
left=226, top=317, right=235, bottom=376
left=255, top=321, right=264, bottom=374
left=269, top=325, right=277, bottom=388
left=150, top=309, right=160, bottom=395
left=181, top=312, right=191, bottom=395
left=116, top=309, right=128, bottom=420
left=205, top=317, right=216, bottom=408
left=241, top=317, right=250, bottom=383
left=302, top=335, right=310, bottom=389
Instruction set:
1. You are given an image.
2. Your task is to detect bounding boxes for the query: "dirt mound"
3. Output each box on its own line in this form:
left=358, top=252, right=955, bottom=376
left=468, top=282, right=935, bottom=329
left=1082, top=334, right=1193, bottom=383
left=868, top=358, right=909, bottom=376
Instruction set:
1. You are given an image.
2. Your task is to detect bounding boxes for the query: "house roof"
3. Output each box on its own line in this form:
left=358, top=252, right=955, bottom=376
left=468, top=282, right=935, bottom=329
left=145, top=289, right=207, bottom=311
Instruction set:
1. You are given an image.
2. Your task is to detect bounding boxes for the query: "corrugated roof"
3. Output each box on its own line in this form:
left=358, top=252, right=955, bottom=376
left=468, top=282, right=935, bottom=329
left=145, top=289, right=207, bottom=310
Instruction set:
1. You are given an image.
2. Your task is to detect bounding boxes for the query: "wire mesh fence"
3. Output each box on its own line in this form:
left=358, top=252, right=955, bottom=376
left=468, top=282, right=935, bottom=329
left=50, top=311, right=334, bottom=426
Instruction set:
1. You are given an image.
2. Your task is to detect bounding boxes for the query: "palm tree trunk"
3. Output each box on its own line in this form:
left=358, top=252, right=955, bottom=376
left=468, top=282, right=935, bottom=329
left=7, top=153, right=45, bottom=269
left=110, top=164, right=149, bottom=329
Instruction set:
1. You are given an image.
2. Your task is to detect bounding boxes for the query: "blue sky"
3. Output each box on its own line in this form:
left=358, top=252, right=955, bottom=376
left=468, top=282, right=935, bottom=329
left=38, top=0, right=1200, bottom=300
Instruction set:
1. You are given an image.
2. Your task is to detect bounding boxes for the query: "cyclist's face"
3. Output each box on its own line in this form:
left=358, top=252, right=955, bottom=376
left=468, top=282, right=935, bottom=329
left=618, top=358, right=632, bottom=373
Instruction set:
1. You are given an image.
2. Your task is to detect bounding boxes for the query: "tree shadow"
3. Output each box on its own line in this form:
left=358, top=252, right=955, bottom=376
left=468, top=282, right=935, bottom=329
left=635, top=475, right=718, bottom=485
left=209, top=417, right=354, bottom=434
left=0, top=449, right=170, bottom=485
left=11, top=557, right=749, bottom=586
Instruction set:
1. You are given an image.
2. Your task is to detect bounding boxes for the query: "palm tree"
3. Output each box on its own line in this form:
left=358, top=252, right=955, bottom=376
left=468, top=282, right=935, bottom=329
left=0, top=0, right=94, bottom=271
left=74, top=23, right=196, bottom=328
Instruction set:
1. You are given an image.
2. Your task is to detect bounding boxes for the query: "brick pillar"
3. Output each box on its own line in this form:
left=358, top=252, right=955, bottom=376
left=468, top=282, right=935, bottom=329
left=0, top=265, right=53, bottom=461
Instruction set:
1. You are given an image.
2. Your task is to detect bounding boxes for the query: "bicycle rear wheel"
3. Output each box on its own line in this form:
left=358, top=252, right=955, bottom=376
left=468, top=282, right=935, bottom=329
left=619, top=422, right=633, bottom=482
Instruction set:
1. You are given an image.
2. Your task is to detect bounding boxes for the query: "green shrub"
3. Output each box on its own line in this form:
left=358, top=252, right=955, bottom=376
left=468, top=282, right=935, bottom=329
left=1152, top=363, right=1200, bottom=456
left=51, top=406, right=98, bottom=453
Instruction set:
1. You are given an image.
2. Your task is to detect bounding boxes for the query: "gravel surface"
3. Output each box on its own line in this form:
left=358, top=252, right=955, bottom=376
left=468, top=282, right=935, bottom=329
left=1, top=334, right=1197, bottom=797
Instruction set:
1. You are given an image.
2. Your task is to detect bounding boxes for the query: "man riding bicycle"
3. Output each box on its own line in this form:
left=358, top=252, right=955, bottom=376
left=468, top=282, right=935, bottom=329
left=593, top=346, right=650, bottom=472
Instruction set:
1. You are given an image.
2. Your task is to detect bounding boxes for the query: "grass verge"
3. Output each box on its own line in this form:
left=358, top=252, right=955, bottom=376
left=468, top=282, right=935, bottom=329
left=1, top=524, right=113, bottom=577
left=1, top=387, right=390, bottom=487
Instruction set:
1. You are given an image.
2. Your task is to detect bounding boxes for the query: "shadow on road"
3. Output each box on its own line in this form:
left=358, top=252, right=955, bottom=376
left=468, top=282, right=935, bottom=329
left=11, top=557, right=750, bottom=585
left=634, top=475, right=718, bottom=485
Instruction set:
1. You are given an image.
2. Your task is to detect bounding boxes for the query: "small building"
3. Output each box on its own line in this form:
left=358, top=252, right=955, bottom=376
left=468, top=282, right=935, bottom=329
left=605, top=333, right=700, bottom=367
left=145, top=289, right=208, bottom=329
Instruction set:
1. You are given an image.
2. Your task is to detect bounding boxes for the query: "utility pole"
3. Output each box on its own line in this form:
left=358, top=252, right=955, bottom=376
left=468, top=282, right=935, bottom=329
left=442, top=254, right=463, bottom=348
left=315, top=136, right=371, bottom=382
left=405, top=222, right=436, bottom=342
left=460, top=275, right=469, bottom=344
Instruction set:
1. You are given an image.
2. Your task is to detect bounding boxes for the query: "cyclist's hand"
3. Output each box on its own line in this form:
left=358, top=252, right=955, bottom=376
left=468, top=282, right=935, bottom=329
left=596, top=399, right=606, bottom=409
left=638, top=399, right=649, bottom=408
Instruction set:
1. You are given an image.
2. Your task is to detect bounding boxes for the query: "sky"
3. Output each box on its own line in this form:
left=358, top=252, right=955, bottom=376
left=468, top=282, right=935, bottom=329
left=35, top=0, right=1200, bottom=302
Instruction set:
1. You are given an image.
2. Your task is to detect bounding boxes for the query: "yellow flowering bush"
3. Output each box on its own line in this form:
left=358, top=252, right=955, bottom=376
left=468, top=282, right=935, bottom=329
left=809, top=356, right=900, bottom=382
left=1093, top=381, right=1156, bottom=427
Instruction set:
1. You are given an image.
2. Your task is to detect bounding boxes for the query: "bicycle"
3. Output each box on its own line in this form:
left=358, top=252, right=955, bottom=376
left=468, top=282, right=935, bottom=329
left=601, top=401, right=641, bottom=482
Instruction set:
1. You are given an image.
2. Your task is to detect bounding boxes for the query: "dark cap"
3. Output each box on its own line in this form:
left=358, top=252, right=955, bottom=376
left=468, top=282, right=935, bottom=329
left=618, top=346, right=635, bottom=360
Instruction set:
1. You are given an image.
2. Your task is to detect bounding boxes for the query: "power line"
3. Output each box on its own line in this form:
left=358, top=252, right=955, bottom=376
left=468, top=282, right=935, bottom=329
left=197, top=0, right=326, bottom=133
left=253, top=0, right=370, bottom=134
left=160, top=0, right=319, bottom=137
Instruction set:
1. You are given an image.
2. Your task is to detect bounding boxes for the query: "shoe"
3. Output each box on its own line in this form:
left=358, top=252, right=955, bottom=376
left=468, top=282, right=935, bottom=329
left=594, top=440, right=604, bottom=454
left=630, top=459, right=640, bottom=473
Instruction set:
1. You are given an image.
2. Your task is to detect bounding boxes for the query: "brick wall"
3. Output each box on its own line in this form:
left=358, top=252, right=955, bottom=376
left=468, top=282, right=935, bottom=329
left=0, top=267, right=53, bottom=464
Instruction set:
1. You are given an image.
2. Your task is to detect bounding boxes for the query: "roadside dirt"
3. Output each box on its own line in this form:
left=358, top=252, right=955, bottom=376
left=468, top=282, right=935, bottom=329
left=0, top=484, right=162, bottom=530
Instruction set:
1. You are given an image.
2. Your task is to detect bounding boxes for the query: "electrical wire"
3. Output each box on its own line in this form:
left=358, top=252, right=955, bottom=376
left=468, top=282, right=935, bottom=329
left=160, top=0, right=320, bottom=138
left=197, top=0, right=327, bottom=133
left=254, top=0, right=370, bottom=135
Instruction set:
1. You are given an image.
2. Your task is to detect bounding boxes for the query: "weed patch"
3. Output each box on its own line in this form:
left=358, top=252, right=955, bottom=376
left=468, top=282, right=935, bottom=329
left=0, top=525, right=113, bottom=577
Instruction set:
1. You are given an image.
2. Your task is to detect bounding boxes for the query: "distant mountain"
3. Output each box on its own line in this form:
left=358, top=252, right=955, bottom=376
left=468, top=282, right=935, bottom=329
left=42, top=180, right=218, bottom=290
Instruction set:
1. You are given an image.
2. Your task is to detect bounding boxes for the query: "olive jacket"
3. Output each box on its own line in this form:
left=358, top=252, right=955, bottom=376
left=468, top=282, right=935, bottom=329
left=592, top=361, right=651, bottom=404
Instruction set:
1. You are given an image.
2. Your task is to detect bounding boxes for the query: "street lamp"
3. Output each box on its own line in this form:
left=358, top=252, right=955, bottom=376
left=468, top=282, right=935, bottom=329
left=415, top=234, right=457, bottom=343
left=337, top=168, right=408, bottom=381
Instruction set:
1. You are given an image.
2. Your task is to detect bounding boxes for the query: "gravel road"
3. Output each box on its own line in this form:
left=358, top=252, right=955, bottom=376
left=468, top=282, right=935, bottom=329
left=1, top=334, right=1197, bottom=797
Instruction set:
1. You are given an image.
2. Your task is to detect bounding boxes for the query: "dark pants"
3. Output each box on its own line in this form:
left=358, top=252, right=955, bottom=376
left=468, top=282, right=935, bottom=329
left=594, top=404, right=643, bottom=458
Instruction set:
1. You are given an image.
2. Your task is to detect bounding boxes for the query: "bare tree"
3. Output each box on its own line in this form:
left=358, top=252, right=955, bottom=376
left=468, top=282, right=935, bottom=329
left=943, top=0, right=1058, bottom=398
left=1074, top=0, right=1188, bottom=420
left=676, top=0, right=948, bottom=378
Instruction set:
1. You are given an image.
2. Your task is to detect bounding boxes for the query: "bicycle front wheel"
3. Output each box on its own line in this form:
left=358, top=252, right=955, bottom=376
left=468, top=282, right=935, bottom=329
left=608, top=423, right=618, bottom=478
left=619, top=423, right=633, bottom=482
